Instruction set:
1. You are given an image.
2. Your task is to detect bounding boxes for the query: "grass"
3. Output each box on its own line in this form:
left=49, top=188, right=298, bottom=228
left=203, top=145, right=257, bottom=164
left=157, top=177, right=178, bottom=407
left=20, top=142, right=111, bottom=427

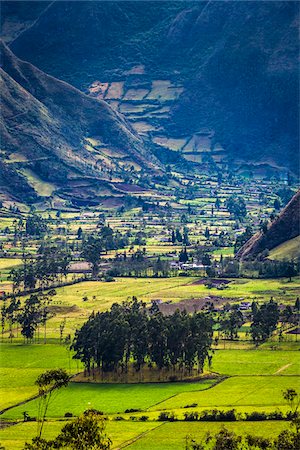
left=269, top=235, right=300, bottom=261
left=0, top=344, right=82, bottom=410
left=0, top=258, right=22, bottom=270
left=126, top=421, right=289, bottom=450
left=208, top=348, right=300, bottom=376
left=51, top=277, right=300, bottom=314
left=2, top=380, right=214, bottom=419
left=149, top=376, right=300, bottom=412
left=21, top=169, right=56, bottom=197
left=0, top=420, right=157, bottom=450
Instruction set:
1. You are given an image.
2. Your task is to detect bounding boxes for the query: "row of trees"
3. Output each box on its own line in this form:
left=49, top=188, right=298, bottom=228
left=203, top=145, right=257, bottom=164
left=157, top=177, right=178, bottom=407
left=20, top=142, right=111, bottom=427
left=109, top=251, right=171, bottom=277
left=72, top=298, right=214, bottom=374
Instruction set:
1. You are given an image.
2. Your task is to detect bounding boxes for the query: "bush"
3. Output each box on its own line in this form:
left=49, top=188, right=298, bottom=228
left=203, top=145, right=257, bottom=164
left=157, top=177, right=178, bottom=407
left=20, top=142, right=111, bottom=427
left=218, top=409, right=237, bottom=421
left=158, top=411, right=177, bottom=422
left=125, top=408, right=142, bottom=413
left=268, top=410, right=284, bottom=420
left=104, top=276, right=115, bottom=282
left=245, top=411, right=267, bottom=421
left=139, top=415, right=149, bottom=421
left=64, top=412, right=73, bottom=418
left=83, top=409, right=103, bottom=416
left=246, top=435, right=272, bottom=450
left=199, top=409, right=237, bottom=422
left=184, top=403, right=198, bottom=408
left=184, top=411, right=199, bottom=421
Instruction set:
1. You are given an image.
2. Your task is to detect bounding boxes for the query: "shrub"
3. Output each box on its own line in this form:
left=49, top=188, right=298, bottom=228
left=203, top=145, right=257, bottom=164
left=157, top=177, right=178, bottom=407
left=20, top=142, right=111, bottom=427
left=158, top=411, right=177, bottom=422
left=125, top=408, right=142, bottom=413
left=199, top=409, right=237, bottom=422
left=245, top=411, right=267, bottom=421
left=246, top=435, right=272, bottom=450
left=184, top=403, right=198, bottom=408
left=113, top=416, right=124, bottom=421
left=64, top=412, right=73, bottom=418
left=268, top=410, right=284, bottom=420
left=184, top=411, right=199, bottom=421
left=139, top=416, right=149, bottom=421
left=218, top=409, right=237, bottom=421
left=83, top=409, right=103, bottom=416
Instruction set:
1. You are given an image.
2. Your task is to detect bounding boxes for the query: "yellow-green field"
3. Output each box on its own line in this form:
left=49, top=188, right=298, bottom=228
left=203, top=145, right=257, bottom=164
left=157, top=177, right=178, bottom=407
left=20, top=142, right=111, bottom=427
left=269, top=235, right=300, bottom=260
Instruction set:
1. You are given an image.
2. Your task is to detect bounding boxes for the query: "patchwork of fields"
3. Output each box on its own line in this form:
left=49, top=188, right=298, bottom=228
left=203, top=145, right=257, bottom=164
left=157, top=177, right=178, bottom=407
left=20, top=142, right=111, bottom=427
left=0, top=214, right=299, bottom=448
left=1, top=340, right=299, bottom=449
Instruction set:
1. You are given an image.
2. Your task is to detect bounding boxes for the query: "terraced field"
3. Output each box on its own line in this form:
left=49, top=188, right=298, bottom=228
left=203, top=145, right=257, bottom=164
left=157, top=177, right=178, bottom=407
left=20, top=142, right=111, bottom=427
left=88, top=76, right=229, bottom=170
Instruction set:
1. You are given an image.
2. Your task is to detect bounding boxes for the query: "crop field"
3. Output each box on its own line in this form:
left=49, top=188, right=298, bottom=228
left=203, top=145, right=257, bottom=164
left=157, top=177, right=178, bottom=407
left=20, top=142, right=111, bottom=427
left=1, top=337, right=299, bottom=449
left=0, top=344, right=82, bottom=410
left=0, top=167, right=299, bottom=449
left=51, top=277, right=300, bottom=313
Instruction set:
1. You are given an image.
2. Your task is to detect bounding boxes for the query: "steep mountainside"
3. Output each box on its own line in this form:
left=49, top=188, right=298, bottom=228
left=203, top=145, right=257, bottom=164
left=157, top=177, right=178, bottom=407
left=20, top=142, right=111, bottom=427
left=0, top=42, right=161, bottom=206
left=4, top=1, right=299, bottom=174
left=237, top=190, right=300, bottom=260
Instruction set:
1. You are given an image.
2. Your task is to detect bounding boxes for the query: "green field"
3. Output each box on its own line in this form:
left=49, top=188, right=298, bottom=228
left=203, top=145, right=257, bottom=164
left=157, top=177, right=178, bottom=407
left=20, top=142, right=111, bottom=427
left=125, top=421, right=289, bottom=450
left=269, top=235, right=300, bottom=260
left=0, top=344, right=82, bottom=410
left=52, top=277, right=300, bottom=313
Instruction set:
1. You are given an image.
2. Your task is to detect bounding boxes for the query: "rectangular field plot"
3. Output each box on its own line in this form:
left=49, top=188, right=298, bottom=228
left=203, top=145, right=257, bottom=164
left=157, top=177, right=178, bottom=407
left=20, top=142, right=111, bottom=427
left=209, top=349, right=300, bottom=376
left=149, top=376, right=300, bottom=411
left=146, top=80, right=183, bottom=101
left=105, top=82, right=124, bottom=99
left=2, top=380, right=214, bottom=419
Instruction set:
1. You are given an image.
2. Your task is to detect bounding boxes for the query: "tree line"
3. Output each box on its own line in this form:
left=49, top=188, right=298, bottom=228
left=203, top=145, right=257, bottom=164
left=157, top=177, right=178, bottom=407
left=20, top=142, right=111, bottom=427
left=72, top=297, right=214, bottom=375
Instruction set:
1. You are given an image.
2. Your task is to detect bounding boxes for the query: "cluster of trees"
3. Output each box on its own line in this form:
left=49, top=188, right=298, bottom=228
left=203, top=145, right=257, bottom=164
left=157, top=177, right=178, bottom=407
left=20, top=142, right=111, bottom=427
left=10, top=245, right=71, bottom=292
left=72, top=298, right=213, bottom=374
left=225, top=195, right=247, bottom=219
left=171, top=228, right=190, bottom=245
left=234, top=226, right=253, bottom=253
left=250, top=299, right=279, bottom=344
left=1, top=290, right=56, bottom=342
left=81, top=226, right=129, bottom=277
left=109, top=251, right=170, bottom=277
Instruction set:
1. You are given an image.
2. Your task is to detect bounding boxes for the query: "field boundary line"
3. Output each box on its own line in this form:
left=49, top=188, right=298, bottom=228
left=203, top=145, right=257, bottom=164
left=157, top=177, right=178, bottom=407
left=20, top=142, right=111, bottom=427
left=0, top=373, right=80, bottom=415
left=147, top=376, right=227, bottom=410
left=115, top=422, right=166, bottom=449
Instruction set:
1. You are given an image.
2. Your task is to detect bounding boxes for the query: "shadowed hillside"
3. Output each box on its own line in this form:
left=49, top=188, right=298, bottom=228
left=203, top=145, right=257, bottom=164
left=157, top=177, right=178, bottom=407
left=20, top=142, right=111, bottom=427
left=4, top=1, right=299, bottom=173
left=237, top=190, right=300, bottom=260
left=0, top=42, right=160, bottom=205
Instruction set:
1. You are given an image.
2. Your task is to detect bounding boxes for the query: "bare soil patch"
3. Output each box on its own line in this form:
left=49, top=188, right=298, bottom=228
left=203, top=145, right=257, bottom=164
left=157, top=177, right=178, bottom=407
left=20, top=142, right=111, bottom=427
left=158, top=296, right=229, bottom=315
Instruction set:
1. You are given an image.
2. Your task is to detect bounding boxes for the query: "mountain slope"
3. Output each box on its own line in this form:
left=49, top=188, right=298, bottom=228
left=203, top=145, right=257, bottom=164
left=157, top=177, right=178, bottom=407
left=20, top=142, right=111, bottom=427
left=237, top=190, right=300, bottom=260
left=0, top=42, right=160, bottom=205
left=4, top=1, right=299, bottom=173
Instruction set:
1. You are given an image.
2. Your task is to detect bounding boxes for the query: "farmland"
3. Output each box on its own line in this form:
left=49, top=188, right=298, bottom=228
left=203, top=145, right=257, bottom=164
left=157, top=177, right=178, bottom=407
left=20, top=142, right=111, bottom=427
left=0, top=176, right=299, bottom=449
left=0, top=341, right=299, bottom=449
